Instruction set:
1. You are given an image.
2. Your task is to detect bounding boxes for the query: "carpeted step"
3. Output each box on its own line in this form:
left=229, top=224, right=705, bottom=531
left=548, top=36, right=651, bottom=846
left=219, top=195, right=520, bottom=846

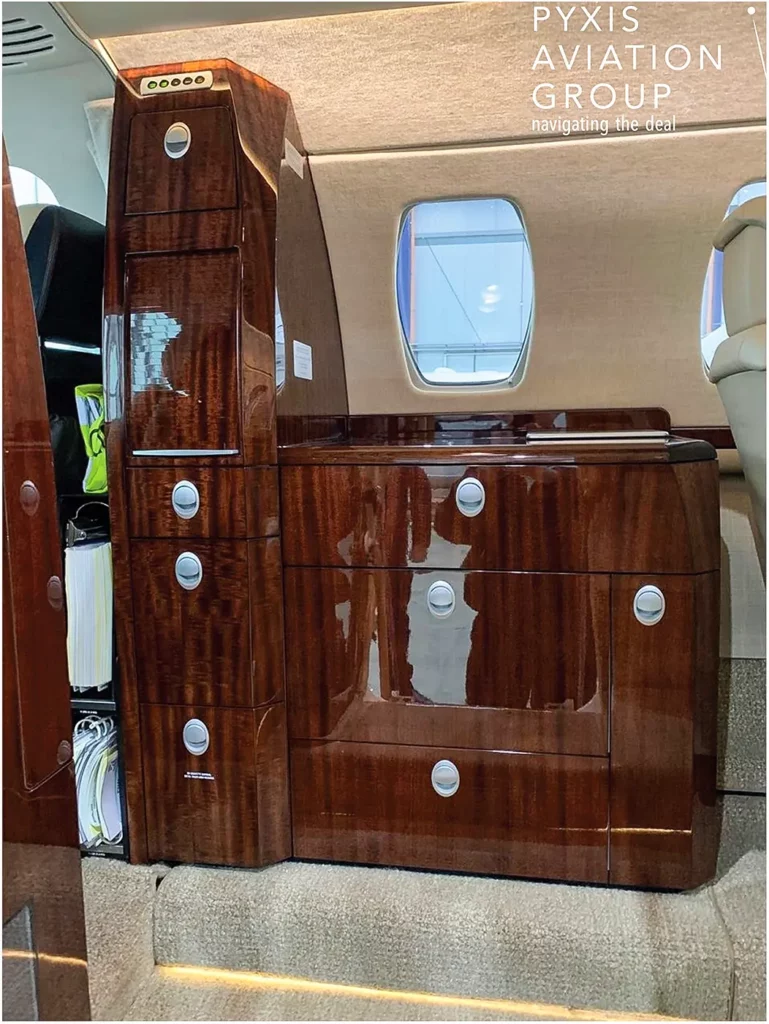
left=151, top=855, right=763, bottom=1021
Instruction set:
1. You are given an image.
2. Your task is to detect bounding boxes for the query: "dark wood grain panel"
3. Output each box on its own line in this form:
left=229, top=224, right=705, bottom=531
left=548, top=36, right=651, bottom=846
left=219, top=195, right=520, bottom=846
left=2, top=147, right=78, bottom=837
left=280, top=462, right=720, bottom=575
left=126, top=250, right=241, bottom=457
left=285, top=568, right=609, bottom=756
left=274, top=104, right=349, bottom=441
left=132, top=538, right=284, bottom=708
left=609, top=572, right=720, bottom=889
left=141, top=702, right=290, bottom=867
left=128, top=466, right=279, bottom=539
left=126, top=106, right=237, bottom=215
left=291, top=741, right=609, bottom=882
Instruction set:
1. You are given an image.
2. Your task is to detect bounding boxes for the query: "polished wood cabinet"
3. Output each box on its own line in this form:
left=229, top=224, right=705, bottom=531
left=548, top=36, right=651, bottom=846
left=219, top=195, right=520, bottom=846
left=281, top=435, right=721, bottom=889
left=106, top=60, right=721, bottom=890
left=104, top=60, right=328, bottom=866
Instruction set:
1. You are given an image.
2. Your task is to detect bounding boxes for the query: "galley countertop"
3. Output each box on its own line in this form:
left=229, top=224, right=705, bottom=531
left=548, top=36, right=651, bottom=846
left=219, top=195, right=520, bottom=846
left=277, top=432, right=717, bottom=466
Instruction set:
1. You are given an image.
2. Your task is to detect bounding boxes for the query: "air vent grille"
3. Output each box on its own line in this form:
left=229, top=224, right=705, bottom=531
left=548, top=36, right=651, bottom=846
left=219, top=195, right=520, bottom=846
left=3, top=16, right=55, bottom=69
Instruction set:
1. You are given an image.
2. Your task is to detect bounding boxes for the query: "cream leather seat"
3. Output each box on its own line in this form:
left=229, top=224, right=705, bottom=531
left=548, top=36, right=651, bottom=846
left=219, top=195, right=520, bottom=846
left=708, top=196, right=766, bottom=548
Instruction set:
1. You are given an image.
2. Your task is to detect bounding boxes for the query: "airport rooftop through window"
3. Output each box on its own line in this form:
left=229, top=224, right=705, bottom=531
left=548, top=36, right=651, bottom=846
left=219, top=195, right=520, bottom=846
left=701, top=179, right=766, bottom=370
left=396, top=198, right=534, bottom=386
left=9, top=166, right=58, bottom=207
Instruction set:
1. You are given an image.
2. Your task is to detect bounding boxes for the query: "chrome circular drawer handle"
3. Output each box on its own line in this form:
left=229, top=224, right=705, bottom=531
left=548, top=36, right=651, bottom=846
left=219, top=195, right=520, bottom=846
left=175, top=551, right=203, bottom=591
left=455, top=477, right=485, bottom=517
left=183, top=718, right=209, bottom=756
left=633, top=584, right=665, bottom=626
left=432, top=759, right=460, bottom=798
left=171, top=480, right=200, bottom=520
left=427, top=580, right=456, bottom=618
left=164, top=121, right=191, bottom=159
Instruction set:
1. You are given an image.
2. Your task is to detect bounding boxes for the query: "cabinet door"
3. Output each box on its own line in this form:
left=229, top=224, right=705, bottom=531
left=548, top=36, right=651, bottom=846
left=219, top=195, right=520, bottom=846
left=141, top=702, right=290, bottom=867
left=610, top=572, right=719, bottom=889
left=125, top=106, right=237, bottom=215
left=285, top=568, right=609, bottom=756
left=126, top=251, right=241, bottom=457
left=132, top=538, right=284, bottom=707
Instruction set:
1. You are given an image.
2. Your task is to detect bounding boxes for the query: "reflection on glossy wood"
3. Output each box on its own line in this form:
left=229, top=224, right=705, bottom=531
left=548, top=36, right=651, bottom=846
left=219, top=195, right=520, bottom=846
left=281, top=461, right=720, bottom=575
left=348, top=408, right=672, bottom=440
left=285, top=568, right=609, bottom=756
left=141, top=702, right=290, bottom=866
left=609, top=572, right=720, bottom=889
left=132, top=538, right=284, bottom=708
left=3, top=844, right=90, bottom=1021
left=292, top=741, right=609, bottom=882
left=126, top=251, right=240, bottom=456
left=128, top=467, right=279, bottom=538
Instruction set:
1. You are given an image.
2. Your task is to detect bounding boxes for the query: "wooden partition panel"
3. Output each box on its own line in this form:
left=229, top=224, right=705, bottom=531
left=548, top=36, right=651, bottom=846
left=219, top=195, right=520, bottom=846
left=104, top=60, right=347, bottom=866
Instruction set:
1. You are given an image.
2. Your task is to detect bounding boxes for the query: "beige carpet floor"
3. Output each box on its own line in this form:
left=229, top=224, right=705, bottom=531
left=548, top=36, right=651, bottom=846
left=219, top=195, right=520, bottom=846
left=82, top=851, right=765, bottom=1022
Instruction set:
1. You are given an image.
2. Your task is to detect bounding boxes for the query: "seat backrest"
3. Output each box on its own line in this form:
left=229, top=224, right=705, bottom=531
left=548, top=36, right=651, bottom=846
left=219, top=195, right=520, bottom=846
left=708, top=195, right=766, bottom=555
left=22, top=205, right=104, bottom=419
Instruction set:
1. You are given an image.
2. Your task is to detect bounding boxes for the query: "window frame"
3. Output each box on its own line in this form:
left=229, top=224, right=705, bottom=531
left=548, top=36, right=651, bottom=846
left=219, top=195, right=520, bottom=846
left=394, top=194, right=535, bottom=390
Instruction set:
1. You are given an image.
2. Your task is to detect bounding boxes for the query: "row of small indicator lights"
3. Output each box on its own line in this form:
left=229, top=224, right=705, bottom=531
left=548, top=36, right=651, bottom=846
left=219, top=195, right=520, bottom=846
left=147, top=75, right=207, bottom=90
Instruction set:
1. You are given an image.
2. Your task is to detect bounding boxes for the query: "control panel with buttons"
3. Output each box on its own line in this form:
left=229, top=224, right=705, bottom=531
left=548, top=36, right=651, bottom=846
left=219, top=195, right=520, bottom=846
left=140, top=70, right=213, bottom=96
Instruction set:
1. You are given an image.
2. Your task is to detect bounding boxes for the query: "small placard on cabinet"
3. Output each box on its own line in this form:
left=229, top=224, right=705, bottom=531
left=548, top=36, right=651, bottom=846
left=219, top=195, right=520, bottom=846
left=284, top=138, right=305, bottom=179
left=293, top=340, right=313, bottom=380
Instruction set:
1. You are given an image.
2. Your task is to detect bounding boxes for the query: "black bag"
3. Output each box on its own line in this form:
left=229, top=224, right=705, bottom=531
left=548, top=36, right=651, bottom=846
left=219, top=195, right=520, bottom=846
left=49, top=412, right=87, bottom=495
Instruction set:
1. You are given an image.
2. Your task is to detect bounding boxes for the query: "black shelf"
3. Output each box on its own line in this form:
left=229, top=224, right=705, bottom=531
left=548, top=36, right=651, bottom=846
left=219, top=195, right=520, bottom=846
left=71, top=696, right=117, bottom=713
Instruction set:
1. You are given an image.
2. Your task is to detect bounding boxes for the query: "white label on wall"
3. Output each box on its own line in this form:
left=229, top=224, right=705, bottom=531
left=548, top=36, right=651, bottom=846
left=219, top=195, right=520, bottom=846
left=284, top=138, right=305, bottom=179
left=293, top=340, right=313, bottom=380
left=184, top=771, right=215, bottom=781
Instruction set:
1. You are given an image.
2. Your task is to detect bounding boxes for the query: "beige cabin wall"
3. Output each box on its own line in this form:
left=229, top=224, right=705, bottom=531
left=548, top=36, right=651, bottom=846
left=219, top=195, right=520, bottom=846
left=309, top=126, right=764, bottom=421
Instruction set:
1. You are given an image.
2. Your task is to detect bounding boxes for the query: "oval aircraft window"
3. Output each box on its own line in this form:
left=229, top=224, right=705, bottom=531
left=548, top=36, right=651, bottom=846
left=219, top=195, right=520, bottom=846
left=9, top=166, right=58, bottom=207
left=396, top=198, right=533, bottom=386
left=701, top=179, right=766, bottom=371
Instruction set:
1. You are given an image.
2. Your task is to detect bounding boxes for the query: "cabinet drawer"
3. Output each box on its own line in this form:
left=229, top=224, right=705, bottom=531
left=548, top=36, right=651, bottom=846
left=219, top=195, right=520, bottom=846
left=141, top=702, right=290, bottom=867
left=280, top=463, right=719, bottom=574
left=131, top=538, right=283, bottom=707
left=125, top=107, right=237, bottom=215
left=285, top=568, right=609, bottom=756
left=291, top=741, right=609, bottom=883
left=128, top=467, right=278, bottom=539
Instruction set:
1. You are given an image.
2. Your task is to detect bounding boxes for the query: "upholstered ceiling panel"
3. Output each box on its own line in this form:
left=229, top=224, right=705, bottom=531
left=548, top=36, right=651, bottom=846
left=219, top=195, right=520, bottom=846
left=309, top=126, right=765, bottom=422
left=103, top=2, right=765, bottom=153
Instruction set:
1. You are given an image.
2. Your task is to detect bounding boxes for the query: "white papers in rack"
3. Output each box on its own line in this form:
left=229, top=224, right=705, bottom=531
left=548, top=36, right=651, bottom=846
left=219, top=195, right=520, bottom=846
left=73, top=716, right=123, bottom=848
left=65, top=541, right=113, bottom=692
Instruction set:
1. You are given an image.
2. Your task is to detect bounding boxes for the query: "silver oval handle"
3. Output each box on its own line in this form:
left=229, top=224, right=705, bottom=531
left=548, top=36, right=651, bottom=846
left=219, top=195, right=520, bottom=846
left=633, top=585, right=665, bottom=626
left=427, top=580, right=456, bottom=618
left=171, top=480, right=200, bottom=520
left=456, top=477, right=485, bottom=517
left=175, top=551, right=202, bottom=591
left=183, top=718, right=209, bottom=756
left=164, top=121, right=191, bottom=159
left=431, top=759, right=460, bottom=798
